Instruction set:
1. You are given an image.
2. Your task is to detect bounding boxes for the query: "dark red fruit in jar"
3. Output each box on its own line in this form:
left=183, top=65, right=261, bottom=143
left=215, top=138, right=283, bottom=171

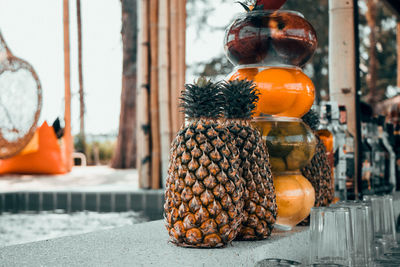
left=224, top=16, right=270, bottom=65
left=269, top=12, right=318, bottom=67
left=256, top=0, right=287, bottom=10
left=224, top=10, right=317, bottom=67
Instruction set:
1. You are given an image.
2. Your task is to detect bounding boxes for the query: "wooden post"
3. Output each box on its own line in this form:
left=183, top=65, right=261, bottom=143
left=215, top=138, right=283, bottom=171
left=177, top=0, right=186, bottom=127
left=158, top=0, right=171, bottom=184
left=329, top=0, right=357, bottom=135
left=150, top=0, right=161, bottom=189
left=137, top=0, right=151, bottom=188
left=63, top=0, right=73, bottom=171
left=397, top=22, right=400, bottom=87
left=329, top=0, right=360, bottom=195
left=77, top=0, right=85, bottom=144
left=170, top=0, right=180, bottom=136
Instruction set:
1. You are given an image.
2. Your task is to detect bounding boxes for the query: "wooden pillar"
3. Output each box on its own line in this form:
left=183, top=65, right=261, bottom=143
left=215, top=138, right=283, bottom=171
left=63, top=0, right=73, bottom=171
left=177, top=0, right=186, bottom=127
left=397, top=22, right=400, bottom=87
left=329, top=0, right=361, bottom=196
left=150, top=0, right=161, bottom=189
left=137, top=0, right=151, bottom=188
left=158, top=0, right=171, bottom=185
left=170, top=0, right=180, bottom=137
left=329, top=0, right=357, bottom=135
left=77, top=0, right=85, bottom=144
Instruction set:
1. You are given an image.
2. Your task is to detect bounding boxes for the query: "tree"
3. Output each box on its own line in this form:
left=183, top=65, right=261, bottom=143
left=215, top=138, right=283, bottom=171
left=365, top=0, right=378, bottom=106
left=359, top=0, right=397, bottom=104
left=76, top=0, right=86, bottom=153
left=112, top=0, right=137, bottom=169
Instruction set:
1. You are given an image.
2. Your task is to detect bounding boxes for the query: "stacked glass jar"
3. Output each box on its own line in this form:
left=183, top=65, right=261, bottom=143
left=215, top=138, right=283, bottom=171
left=224, top=10, right=318, bottom=230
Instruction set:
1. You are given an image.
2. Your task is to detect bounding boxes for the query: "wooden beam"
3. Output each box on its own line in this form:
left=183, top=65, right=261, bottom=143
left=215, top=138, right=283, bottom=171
left=329, top=0, right=357, bottom=136
left=398, top=22, right=400, bottom=87
left=137, top=0, right=151, bottom=188
left=170, top=0, right=180, bottom=137
left=77, top=0, right=85, bottom=141
left=329, top=0, right=360, bottom=197
left=177, top=0, right=186, bottom=127
left=63, top=0, right=73, bottom=171
left=150, top=0, right=161, bottom=189
left=383, top=0, right=400, bottom=19
left=158, top=0, right=171, bottom=185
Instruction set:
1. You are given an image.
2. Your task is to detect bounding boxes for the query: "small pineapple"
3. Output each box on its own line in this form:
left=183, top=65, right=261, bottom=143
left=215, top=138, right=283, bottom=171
left=164, top=78, right=245, bottom=248
left=300, top=110, right=334, bottom=225
left=220, top=79, right=277, bottom=240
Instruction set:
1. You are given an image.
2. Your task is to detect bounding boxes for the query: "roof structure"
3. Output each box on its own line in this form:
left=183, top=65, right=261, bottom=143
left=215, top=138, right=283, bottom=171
left=384, top=0, right=400, bottom=18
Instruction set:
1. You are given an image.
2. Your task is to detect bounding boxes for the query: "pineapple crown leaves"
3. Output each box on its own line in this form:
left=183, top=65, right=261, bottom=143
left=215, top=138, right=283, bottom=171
left=236, top=0, right=264, bottom=12
left=302, top=109, right=320, bottom=131
left=220, top=79, right=260, bottom=119
left=180, top=77, right=224, bottom=119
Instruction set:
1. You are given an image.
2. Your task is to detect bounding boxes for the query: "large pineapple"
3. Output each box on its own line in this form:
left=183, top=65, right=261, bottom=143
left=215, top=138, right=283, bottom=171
left=300, top=110, right=334, bottom=225
left=164, top=79, right=245, bottom=248
left=220, top=79, right=277, bottom=240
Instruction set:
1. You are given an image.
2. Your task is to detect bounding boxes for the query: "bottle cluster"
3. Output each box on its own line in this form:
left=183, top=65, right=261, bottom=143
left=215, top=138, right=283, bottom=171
left=318, top=102, right=397, bottom=200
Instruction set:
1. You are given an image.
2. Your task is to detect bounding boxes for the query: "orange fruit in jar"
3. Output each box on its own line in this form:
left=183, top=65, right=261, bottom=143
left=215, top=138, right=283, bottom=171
left=228, top=68, right=258, bottom=81
left=276, top=69, right=315, bottom=117
left=273, top=173, right=315, bottom=228
left=317, top=129, right=333, bottom=153
left=253, top=68, right=298, bottom=116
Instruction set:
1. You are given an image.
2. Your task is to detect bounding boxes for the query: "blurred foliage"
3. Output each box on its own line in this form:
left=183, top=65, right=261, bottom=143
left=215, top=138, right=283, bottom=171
left=187, top=0, right=398, bottom=103
left=358, top=0, right=397, bottom=101
left=74, top=135, right=116, bottom=165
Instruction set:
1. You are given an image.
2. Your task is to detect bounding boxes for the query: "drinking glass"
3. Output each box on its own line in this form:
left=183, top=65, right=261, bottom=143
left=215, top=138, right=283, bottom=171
left=363, top=195, right=397, bottom=248
left=254, top=259, right=301, bottom=266
left=309, top=207, right=354, bottom=266
left=332, top=202, right=372, bottom=266
left=363, top=195, right=400, bottom=265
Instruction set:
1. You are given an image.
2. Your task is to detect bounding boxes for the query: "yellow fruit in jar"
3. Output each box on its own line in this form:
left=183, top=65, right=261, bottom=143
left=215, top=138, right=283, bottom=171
left=273, top=173, right=315, bottom=228
left=270, top=157, right=287, bottom=172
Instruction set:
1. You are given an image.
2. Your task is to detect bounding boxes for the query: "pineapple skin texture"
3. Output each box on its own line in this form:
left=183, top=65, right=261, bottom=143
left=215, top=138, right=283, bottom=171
left=226, top=120, right=277, bottom=240
left=300, top=135, right=334, bottom=225
left=164, top=119, right=245, bottom=248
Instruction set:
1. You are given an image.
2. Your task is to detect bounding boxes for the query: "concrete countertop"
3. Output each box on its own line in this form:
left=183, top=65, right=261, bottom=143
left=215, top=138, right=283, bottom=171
left=0, top=220, right=309, bottom=267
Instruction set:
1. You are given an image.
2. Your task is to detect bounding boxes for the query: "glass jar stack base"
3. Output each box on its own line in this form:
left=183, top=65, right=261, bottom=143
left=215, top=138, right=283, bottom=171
left=253, top=117, right=317, bottom=229
left=224, top=9, right=319, bottom=230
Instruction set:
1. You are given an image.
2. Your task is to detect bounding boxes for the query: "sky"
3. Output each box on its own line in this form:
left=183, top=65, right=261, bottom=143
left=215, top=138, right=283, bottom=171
left=0, top=0, right=240, bottom=135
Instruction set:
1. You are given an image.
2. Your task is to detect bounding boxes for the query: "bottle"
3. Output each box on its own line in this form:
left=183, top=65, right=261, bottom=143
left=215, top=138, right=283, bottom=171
left=370, top=117, right=387, bottom=193
left=385, top=122, right=396, bottom=191
left=317, top=103, right=335, bottom=192
left=360, top=117, right=373, bottom=195
left=339, top=106, right=355, bottom=199
left=377, top=116, right=393, bottom=194
left=394, top=124, right=400, bottom=191
left=330, top=103, right=347, bottom=200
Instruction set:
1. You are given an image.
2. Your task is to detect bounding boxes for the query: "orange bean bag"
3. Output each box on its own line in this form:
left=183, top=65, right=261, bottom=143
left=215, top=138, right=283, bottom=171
left=0, top=121, right=67, bottom=175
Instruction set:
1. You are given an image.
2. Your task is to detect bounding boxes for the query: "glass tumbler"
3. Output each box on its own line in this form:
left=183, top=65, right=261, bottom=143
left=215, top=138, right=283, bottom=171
left=309, top=207, right=354, bottom=266
left=363, top=195, right=397, bottom=247
left=333, top=202, right=373, bottom=266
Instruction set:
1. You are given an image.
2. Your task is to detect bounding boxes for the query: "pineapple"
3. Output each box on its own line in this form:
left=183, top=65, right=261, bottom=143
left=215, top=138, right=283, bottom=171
left=220, top=79, right=277, bottom=240
left=164, top=78, right=245, bottom=248
left=300, top=110, right=334, bottom=225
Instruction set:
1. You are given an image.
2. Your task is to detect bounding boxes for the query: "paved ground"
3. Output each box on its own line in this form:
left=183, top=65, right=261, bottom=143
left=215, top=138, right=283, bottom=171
left=0, top=166, right=139, bottom=192
left=0, top=211, right=147, bottom=247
